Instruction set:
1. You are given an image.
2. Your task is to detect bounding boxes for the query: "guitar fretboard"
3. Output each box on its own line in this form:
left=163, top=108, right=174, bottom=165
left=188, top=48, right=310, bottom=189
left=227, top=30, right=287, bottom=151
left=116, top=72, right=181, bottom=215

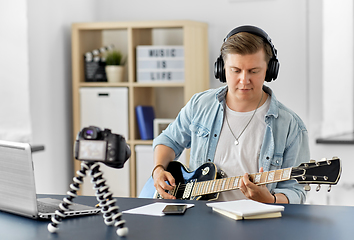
left=191, top=168, right=292, bottom=197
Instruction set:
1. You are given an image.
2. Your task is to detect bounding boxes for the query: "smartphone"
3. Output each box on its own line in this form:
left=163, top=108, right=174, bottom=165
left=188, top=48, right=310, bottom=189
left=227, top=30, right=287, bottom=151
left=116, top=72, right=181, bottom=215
left=162, top=205, right=187, bottom=215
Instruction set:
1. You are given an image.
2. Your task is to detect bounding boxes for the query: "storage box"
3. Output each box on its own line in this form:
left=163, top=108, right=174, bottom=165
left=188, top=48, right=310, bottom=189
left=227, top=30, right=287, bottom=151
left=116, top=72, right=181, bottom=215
left=79, top=87, right=129, bottom=139
left=79, top=87, right=130, bottom=197
left=80, top=162, right=130, bottom=197
left=136, top=145, right=154, bottom=195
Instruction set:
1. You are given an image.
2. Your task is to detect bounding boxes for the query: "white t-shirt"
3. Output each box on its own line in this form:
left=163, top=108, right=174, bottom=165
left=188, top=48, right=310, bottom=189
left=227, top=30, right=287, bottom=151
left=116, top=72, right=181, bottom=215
left=214, top=95, right=271, bottom=201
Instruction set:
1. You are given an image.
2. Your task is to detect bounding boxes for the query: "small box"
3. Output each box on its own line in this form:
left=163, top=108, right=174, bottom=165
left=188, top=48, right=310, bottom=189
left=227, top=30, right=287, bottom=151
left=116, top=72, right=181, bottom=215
left=153, top=118, right=174, bottom=138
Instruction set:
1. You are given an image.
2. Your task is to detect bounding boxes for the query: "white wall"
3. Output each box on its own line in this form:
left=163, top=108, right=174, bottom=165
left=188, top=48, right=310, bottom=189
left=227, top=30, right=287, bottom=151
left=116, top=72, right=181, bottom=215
left=0, top=1, right=32, bottom=142
left=24, top=0, right=354, bottom=205
left=306, top=0, right=354, bottom=206
left=96, top=0, right=309, bottom=124
left=322, top=0, right=353, bottom=137
left=27, top=0, right=99, bottom=194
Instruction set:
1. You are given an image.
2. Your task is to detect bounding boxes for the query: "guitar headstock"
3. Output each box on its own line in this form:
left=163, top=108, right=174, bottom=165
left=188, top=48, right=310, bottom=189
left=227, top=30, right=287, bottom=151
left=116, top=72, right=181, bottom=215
left=291, top=157, right=341, bottom=191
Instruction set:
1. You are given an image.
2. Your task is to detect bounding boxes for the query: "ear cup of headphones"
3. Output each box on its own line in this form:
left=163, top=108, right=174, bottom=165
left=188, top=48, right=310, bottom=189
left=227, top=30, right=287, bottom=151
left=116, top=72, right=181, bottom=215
left=214, top=55, right=226, bottom=83
left=265, top=58, right=280, bottom=82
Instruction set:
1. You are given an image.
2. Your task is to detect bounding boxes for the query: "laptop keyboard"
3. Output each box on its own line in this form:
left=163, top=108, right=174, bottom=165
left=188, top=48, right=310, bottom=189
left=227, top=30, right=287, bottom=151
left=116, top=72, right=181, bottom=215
left=37, top=201, right=74, bottom=213
left=37, top=201, right=61, bottom=213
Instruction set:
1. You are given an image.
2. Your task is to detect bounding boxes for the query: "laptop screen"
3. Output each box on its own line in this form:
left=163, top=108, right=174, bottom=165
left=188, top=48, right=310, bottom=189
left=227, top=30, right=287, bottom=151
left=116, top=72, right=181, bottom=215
left=0, top=140, right=38, bottom=218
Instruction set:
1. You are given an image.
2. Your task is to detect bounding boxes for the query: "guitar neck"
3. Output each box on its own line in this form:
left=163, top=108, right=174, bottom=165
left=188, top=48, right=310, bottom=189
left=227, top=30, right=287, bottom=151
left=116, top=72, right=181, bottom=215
left=191, top=168, right=293, bottom=197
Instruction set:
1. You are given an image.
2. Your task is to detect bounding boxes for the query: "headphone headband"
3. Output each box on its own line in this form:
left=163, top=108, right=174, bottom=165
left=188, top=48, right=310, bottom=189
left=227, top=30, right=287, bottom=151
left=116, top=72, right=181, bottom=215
left=224, top=25, right=277, bottom=58
left=214, top=25, right=280, bottom=83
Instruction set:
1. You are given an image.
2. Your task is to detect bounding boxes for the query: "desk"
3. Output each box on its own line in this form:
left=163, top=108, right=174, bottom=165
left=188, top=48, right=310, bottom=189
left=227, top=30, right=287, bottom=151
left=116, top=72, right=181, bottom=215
left=1, top=195, right=353, bottom=240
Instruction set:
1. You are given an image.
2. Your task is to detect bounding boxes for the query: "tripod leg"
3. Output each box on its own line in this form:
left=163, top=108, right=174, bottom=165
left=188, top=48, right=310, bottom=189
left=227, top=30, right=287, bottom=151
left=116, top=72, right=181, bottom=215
left=90, top=162, right=128, bottom=237
left=47, top=161, right=92, bottom=233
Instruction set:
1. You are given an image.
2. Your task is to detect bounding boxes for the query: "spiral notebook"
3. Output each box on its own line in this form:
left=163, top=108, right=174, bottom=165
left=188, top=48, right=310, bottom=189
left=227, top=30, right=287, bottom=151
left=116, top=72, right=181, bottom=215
left=0, top=140, right=100, bottom=219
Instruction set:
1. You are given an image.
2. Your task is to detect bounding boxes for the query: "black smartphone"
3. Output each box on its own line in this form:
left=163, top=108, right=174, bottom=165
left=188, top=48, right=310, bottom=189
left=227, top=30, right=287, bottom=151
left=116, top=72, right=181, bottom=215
left=162, top=205, right=187, bottom=215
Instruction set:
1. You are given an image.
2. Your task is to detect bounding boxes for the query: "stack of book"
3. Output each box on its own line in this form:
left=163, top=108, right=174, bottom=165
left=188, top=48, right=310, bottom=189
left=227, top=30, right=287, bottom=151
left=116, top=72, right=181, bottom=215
left=207, top=199, right=284, bottom=220
left=136, top=46, right=184, bottom=82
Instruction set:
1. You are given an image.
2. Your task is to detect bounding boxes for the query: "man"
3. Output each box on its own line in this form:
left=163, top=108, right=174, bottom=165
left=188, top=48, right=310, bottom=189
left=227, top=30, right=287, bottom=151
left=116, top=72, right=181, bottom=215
left=151, top=25, right=310, bottom=204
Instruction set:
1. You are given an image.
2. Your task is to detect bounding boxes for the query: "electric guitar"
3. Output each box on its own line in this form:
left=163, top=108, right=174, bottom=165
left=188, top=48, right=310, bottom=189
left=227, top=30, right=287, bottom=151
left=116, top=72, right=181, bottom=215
left=139, top=157, right=341, bottom=201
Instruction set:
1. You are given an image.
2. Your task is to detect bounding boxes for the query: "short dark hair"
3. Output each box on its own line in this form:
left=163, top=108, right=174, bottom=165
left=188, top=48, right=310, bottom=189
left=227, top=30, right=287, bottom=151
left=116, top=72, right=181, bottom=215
left=221, top=32, right=273, bottom=64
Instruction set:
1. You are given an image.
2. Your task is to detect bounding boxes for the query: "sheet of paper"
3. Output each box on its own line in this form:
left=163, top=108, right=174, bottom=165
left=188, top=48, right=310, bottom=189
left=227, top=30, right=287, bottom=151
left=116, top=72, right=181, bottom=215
left=123, top=202, right=194, bottom=216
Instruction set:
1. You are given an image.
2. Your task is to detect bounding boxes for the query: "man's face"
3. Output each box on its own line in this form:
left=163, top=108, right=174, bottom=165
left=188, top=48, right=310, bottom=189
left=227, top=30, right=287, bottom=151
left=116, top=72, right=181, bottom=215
left=224, top=49, right=267, bottom=105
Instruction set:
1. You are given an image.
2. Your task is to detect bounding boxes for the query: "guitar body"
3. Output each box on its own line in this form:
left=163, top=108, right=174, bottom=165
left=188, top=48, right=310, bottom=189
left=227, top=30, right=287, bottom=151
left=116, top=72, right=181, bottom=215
left=139, top=161, right=222, bottom=200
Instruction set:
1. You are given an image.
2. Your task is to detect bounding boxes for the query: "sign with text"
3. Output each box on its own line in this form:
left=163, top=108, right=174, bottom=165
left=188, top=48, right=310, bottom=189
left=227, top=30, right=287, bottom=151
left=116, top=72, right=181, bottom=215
left=136, top=46, right=184, bottom=82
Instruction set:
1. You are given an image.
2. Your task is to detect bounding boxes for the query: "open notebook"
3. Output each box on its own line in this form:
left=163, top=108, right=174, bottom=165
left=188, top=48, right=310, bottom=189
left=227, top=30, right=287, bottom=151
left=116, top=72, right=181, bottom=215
left=0, top=140, right=100, bottom=219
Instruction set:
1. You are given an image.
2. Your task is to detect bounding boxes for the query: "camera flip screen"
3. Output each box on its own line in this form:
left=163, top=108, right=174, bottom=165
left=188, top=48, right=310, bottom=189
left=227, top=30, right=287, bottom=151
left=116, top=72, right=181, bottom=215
left=78, top=140, right=106, bottom=161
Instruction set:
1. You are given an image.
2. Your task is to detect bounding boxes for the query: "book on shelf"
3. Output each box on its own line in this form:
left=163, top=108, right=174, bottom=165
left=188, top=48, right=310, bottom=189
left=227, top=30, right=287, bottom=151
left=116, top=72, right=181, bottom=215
left=206, top=199, right=284, bottom=220
left=135, top=105, right=155, bottom=140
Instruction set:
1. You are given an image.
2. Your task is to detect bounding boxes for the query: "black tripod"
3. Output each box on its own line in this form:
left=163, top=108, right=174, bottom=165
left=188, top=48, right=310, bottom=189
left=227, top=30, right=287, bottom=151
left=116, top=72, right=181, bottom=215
left=47, top=161, right=128, bottom=237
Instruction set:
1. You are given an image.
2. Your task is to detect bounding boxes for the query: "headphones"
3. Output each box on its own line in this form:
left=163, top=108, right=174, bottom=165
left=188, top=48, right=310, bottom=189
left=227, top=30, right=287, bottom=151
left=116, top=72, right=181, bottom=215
left=214, top=25, right=280, bottom=83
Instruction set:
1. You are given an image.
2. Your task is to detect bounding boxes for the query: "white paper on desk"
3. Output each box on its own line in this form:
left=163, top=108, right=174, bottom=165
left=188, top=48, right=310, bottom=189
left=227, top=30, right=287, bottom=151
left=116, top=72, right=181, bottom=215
left=206, top=199, right=284, bottom=217
left=123, top=202, right=194, bottom=216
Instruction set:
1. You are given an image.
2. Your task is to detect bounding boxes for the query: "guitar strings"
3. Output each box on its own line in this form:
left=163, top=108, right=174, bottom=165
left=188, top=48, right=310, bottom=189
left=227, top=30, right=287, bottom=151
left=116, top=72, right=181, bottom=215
left=173, top=165, right=331, bottom=197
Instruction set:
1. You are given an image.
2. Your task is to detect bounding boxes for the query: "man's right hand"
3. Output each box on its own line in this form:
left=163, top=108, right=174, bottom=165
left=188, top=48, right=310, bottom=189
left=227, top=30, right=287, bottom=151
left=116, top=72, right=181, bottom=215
left=152, top=166, right=176, bottom=199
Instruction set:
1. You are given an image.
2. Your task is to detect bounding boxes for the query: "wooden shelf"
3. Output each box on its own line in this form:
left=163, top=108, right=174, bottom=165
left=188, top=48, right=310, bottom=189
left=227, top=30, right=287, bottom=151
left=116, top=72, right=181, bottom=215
left=71, top=20, right=209, bottom=197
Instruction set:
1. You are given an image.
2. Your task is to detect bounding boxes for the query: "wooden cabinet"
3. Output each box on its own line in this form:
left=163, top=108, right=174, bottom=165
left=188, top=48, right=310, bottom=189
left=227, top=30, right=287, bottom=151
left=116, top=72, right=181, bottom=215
left=71, top=20, right=209, bottom=197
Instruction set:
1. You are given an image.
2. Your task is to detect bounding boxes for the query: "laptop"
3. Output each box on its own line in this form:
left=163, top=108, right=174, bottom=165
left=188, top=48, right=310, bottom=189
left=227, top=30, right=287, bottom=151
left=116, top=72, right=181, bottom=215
left=0, top=140, right=100, bottom=219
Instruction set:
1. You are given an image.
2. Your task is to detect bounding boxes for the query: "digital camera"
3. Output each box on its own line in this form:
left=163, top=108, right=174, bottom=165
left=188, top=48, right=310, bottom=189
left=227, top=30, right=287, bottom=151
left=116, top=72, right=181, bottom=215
left=74, top=126, right=131, bottom=169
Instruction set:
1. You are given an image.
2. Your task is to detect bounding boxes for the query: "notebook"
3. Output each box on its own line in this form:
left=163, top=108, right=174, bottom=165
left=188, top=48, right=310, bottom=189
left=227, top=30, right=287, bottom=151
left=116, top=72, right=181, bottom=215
left=0, top=140, right=100, bottom=219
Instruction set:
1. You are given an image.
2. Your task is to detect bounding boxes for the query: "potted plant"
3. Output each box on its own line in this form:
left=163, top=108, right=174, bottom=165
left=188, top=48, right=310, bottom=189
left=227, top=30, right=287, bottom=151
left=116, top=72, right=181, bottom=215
left=105, top=50, right=126, bottom=82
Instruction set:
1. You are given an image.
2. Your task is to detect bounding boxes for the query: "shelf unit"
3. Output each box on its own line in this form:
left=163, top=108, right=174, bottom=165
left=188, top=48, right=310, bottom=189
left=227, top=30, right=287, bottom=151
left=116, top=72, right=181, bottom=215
left=71, top=20, right=209, bottom=197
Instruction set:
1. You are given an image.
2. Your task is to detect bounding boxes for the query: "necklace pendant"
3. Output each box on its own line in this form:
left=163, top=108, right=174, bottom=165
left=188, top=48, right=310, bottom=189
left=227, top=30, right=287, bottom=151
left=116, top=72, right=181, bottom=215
left=234, top=139, right=239, bottom=145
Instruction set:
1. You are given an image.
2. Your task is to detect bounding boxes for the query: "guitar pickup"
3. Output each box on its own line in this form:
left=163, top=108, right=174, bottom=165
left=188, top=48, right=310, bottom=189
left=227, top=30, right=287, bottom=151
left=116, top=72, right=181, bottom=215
left=182, top=182, right=194, bottom=199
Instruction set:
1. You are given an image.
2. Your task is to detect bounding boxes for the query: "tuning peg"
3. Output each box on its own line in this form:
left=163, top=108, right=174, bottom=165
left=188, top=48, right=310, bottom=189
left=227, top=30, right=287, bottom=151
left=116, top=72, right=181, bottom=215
left=304, top=184, right=311, bottom=191
left=327, top=185, right=332, bottom=192
left=316, top=184, right=321, bottom=192
left=309, top=159, right=316, bottom=163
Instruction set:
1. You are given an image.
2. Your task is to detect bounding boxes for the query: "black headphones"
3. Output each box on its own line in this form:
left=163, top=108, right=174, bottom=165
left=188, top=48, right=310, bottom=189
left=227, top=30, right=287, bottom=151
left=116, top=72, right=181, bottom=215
left=214, top=25, right=280, bottom=83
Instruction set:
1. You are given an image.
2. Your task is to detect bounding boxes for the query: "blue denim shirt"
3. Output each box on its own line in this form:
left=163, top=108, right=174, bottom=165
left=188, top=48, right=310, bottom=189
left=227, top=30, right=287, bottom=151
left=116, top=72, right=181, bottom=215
left=153, top=85, right=310, bottom=204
